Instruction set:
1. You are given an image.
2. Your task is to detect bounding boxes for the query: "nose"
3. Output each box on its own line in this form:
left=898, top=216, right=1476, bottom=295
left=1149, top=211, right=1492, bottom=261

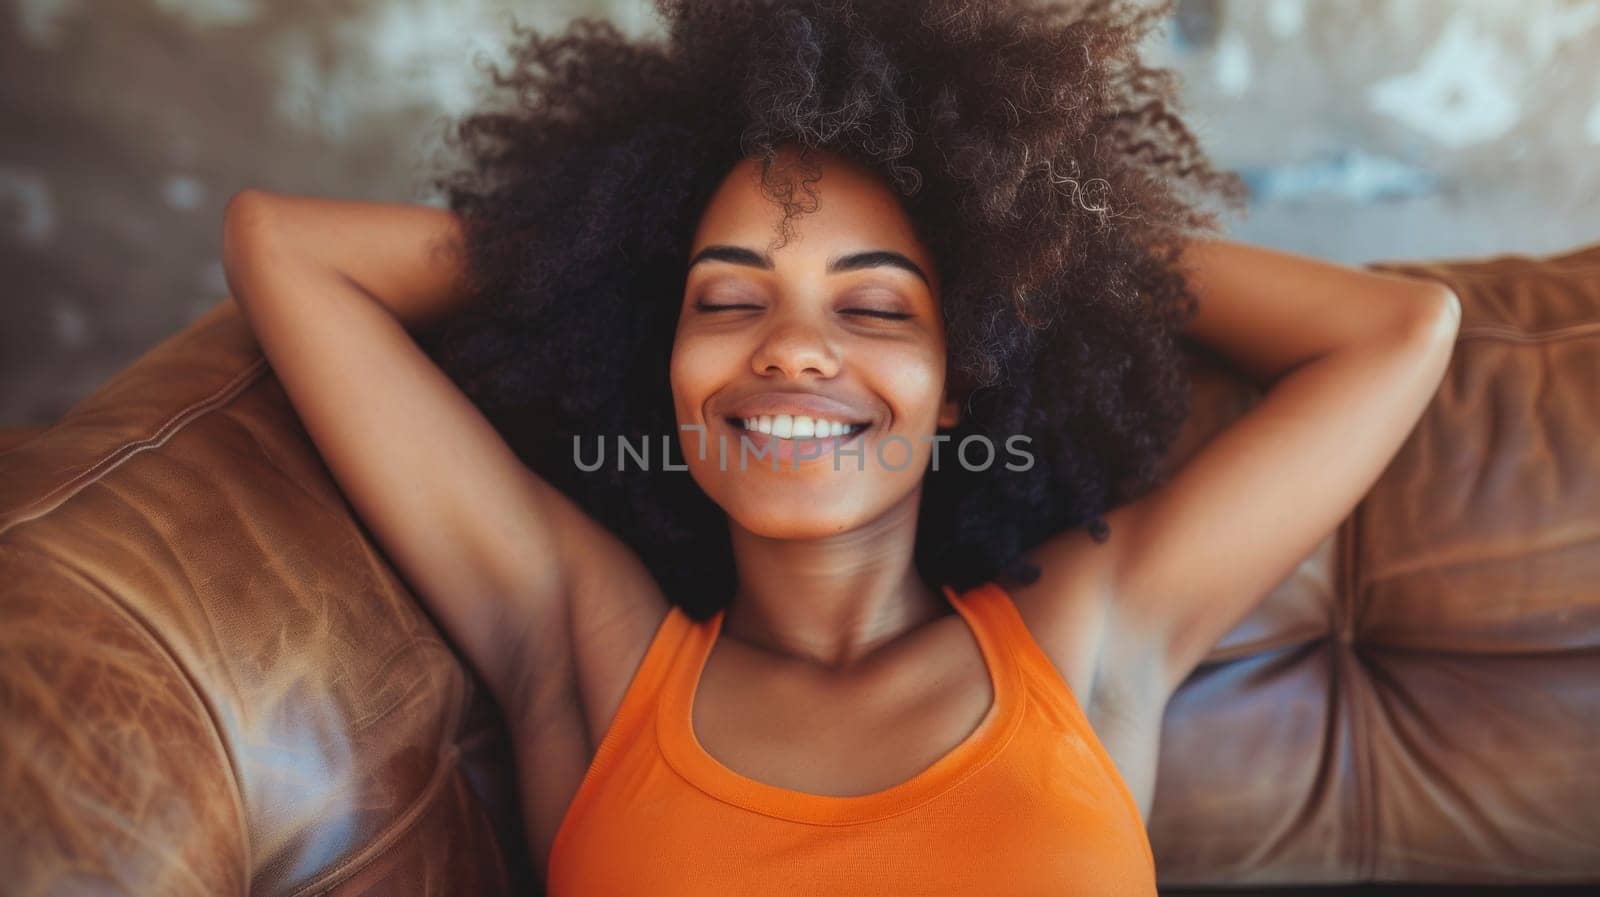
left=751, top=314, right=839, bottom=380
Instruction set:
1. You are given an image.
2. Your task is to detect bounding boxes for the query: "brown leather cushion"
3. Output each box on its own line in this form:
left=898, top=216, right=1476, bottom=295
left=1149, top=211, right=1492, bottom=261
left=1151, top=240, right=1600, bottom=889
left=0, top=426, right=48, bottom=453
left=1, top=239, right=1597, bottom=894
left=0, top=304, right=530, bottom=896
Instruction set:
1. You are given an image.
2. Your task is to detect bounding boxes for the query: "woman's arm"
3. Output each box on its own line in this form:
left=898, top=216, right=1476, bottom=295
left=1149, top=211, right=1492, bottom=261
left=1173, top=236, right=1460, bottom=386
left=225, top=190, right=476, bottom=333
left=1023, top=236, right=1461, bottom=705
left=1100, top=237, right=1460, bottom=694
left=220, top=190, right=651, bottom=722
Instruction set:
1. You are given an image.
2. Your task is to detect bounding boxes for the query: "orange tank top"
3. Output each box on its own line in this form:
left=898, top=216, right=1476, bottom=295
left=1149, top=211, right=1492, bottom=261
left=545, top=580, right=1158, bottom=895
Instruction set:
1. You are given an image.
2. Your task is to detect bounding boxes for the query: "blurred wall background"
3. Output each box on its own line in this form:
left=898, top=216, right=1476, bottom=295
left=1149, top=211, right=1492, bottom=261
left=2, top=0, right=1597, bottom=428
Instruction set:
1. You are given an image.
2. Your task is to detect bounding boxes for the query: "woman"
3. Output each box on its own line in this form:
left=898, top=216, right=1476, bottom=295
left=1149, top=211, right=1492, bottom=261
left=221, top=0, right=1460, bottom=892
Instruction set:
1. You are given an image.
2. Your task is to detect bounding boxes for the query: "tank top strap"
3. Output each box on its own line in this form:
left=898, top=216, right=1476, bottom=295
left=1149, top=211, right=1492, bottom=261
left=938, top=581, right=1030, bottom=697
left=582, top=603, right=697, bottom=778
left=954, top=580, right=1157, bottom=854
left=944, top=580, right=1088, bottom=722
left=941, top=580, right=1039, bottom=668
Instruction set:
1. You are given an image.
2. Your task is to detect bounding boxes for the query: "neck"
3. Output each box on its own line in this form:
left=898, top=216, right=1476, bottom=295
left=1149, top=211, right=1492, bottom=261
left=721, top=488, right=949, bottom=671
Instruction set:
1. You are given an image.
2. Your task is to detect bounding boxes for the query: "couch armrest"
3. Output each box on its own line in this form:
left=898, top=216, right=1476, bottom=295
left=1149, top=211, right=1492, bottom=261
left=0, top=301, right=530, bottom=896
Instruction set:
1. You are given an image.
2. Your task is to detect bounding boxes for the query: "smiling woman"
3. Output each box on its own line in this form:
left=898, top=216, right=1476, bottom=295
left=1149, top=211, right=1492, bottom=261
left=669, top=146, right=961, bottom=544
left=387, top=0, right=1269, bottom=890
left=227, top=0, right=1292, bottom=891
left=430, top=5, right=1249, bottom=623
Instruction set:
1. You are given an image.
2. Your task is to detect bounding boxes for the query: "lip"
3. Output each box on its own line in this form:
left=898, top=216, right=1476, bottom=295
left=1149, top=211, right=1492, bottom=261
left=720, top=390, right=875, bottom=425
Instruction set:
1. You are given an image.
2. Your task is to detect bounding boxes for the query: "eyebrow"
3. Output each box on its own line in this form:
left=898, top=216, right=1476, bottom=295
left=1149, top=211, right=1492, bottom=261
left=686, top=244, right=932, bottom=288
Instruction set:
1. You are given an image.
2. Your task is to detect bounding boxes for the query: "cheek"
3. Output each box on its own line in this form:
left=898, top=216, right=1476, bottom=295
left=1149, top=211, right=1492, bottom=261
left=669, top=334, right=735, bottom=419
left=869, top=343, right=947, bottom=424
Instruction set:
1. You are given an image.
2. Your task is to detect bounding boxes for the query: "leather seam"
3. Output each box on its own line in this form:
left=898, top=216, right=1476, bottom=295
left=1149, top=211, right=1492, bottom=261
left=279, top=656, right=470, bottom=897
left=281, top=743, right=466, bottom=897
left=0, top=356, right=270, bottom=536
left=1190, top=625, right=1328, bottom=667
left=224, top=411, right=359, bottom=522
left=1341, top=512, right=1376, bottom=877
left=1456, top=322, right=1600, bottom=344
left=1366, top=258, right=1600, bottom=278
left=1362, top=523, right=1600, bottom=586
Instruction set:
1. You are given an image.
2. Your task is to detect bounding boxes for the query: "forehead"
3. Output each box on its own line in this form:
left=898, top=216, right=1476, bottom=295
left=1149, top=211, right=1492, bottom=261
left=690, top=150, right=927, bottom=260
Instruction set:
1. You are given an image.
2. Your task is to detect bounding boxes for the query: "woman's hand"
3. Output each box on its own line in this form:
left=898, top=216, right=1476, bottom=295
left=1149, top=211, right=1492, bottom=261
left=1174, top=236, right=1460, bottom=387
left=222, top=190, right=473, bottom=333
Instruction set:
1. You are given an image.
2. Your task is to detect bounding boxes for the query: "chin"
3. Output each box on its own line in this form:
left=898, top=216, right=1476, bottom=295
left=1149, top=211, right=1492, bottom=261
left=731, top=507, right=864, bottom=540
left=713, top=487, right=876, bottom=541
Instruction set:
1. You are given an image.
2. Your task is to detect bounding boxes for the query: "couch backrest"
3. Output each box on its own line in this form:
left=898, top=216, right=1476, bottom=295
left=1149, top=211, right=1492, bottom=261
left=2, top=240, right=1598, bottom=894
left=0, top=301, right=532, bottom=897
left=1147, top=241, right=1600, bottom=889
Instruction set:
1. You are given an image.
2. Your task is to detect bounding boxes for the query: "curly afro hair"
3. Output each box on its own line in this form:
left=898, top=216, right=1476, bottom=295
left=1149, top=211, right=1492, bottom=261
left=427, top=0, right=1248, bottom=621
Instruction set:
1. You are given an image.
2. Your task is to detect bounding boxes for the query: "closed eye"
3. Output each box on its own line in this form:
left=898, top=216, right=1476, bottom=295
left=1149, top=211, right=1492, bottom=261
left=695, top=302, right=910, bottom=321
left=842, top=309, right=913, bottom=320
left=695, top=302, right=762, bottom=312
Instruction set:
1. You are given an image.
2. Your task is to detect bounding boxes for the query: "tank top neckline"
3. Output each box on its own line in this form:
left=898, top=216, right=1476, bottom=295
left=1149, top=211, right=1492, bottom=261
left=656, top=582, right=1027, bottom=825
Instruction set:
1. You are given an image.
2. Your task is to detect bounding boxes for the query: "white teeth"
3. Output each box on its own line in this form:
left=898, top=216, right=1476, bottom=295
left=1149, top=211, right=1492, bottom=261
left=736, top=414, right=861, bottom=438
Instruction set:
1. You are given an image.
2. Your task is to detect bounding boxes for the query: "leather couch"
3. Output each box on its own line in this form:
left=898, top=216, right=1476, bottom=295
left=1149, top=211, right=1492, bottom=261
left=2, top=240, right=1597, bottom=896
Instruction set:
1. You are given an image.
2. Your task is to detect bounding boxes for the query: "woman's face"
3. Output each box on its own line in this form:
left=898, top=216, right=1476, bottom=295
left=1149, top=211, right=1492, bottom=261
left=671, top=145, right=960, bottom=540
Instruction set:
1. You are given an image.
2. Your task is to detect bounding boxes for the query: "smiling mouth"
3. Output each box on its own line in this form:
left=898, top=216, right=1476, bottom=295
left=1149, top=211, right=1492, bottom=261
left=724, top=415, right=870, bottom=439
